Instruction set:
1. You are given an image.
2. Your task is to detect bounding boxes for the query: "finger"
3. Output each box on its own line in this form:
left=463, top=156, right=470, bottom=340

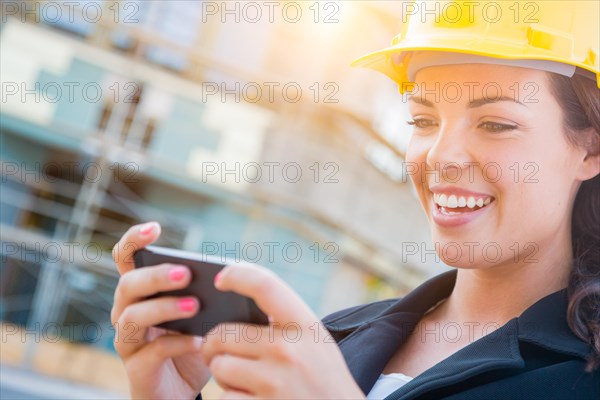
left=115, top=296, right=199, bottom=357
left=215, top=264, right=316, bottom=326
left=202, top=323, right=273, bottom=364
left=112, top=222, right=161, bottom=275
left=111, top=263, right=192, bottom=325
left=126, top=334, right=204, bottom=375
left=210, top=354, right=279, bottom=396
left=220, top=389, right=253, bottom=400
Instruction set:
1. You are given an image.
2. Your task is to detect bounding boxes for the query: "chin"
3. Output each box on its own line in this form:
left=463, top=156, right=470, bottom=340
left=440, top=258, right=483, bottom=269
left=431, top=238, right=499, bottom=269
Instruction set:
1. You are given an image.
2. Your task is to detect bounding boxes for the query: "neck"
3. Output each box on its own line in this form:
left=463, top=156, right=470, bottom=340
left=435, top=234, right=572, bottom=335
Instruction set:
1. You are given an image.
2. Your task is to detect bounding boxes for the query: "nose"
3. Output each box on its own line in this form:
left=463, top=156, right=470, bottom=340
left=425, top=120, right=474, bottom=182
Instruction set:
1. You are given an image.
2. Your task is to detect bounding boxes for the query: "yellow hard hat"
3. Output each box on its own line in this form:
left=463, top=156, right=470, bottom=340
left=352, top=0, right=600, bottom=93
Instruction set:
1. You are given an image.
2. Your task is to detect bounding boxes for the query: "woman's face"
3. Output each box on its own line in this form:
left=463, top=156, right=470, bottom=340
left=405, top=64, right=587, bottom=269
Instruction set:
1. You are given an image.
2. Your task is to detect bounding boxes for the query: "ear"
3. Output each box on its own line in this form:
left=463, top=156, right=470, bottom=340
left=576, top=129, right=600, bottom=181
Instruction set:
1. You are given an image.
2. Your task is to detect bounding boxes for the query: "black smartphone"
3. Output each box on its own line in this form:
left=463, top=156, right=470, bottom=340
left=133, top=245, right=269, bottom=336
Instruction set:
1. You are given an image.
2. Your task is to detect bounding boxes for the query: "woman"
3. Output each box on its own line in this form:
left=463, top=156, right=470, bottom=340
left=110, top=1, right=599, bottom=399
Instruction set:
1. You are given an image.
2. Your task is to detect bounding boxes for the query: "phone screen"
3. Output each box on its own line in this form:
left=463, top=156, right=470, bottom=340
left=133, top=245, right=269, bottom=336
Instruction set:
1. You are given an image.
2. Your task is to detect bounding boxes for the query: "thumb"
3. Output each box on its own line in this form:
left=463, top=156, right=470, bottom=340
left=215, top=263, right=316, bottom=326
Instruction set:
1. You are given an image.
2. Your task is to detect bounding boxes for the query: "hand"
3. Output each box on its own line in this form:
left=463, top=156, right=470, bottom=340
left=111, top=222, right=211, bottom=400
left=202, top=263, right=365, bottom=399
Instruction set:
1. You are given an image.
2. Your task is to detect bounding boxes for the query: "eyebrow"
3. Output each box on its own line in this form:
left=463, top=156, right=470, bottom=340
left=407, top=95, right=526, bottom=108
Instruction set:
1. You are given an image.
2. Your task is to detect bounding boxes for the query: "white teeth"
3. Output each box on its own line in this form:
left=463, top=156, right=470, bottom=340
left=434, top=192, right=493, bottom=209
left=447, top=195, right=458, bottom=208
left=440, top=207, right=460, bottom=216
left=439, top=194, right=448, bottom=207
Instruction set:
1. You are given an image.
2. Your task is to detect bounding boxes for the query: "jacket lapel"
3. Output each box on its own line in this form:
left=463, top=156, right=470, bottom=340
left=384, top=318, right=525, bottom=400
left=334, top=269, right=458, bottom=394
left=338, top=311, right=423, bottom=393
left=516, top=287, right=590, bottom=359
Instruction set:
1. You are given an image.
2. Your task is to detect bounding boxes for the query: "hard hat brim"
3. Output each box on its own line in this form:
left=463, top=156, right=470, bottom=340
left=351, top=41, right=600, bottom=93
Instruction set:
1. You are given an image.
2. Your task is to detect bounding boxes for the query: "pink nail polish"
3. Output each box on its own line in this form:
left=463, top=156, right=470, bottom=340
left=169, top=267, right=187, bottom=282
left=214, top=271, right=222, bottom=286
left=140, top=222, right=156, bottom=235
left=178, top=298, right=196, bottom=312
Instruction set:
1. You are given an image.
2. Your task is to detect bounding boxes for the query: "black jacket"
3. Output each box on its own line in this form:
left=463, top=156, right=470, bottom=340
left=321, top=269, right=599, bottom=399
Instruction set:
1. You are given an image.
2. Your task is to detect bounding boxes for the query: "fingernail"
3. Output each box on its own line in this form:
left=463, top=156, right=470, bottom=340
left=169, top=266, right=187, bottom=282
left=213, top=271, right=223, bottom=286
left=192, top=336, right=204, bottom=350
left=140, top=222, right=157, bottom=235
left=178, top=298, right=196, bottom=312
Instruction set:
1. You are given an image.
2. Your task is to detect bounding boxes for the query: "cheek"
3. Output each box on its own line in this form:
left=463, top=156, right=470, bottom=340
left=405, top=136, right=430, bottom=186
left=405, top=138, right=432, bottom=212
left=489, top=146, right=571, bottom=230
left=405, top=135, right=425, bottom=164
left=519, top=161, right=573, bottom=218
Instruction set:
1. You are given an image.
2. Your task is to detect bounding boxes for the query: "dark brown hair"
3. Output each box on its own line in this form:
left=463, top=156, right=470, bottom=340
left=548, top=71, right=600, bottom=373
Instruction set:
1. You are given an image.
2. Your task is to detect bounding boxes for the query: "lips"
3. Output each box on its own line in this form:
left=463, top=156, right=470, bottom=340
left=430, top=190, right=495, bottom=227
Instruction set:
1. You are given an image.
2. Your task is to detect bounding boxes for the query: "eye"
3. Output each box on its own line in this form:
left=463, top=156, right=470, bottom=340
left=407, top=118, right=437, bottom=129
left=478, top=121, right=518, bottom=133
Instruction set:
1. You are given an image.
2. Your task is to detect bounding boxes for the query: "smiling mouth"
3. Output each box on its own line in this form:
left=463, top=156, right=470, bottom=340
left=433, top=193, right=495, bottom=215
